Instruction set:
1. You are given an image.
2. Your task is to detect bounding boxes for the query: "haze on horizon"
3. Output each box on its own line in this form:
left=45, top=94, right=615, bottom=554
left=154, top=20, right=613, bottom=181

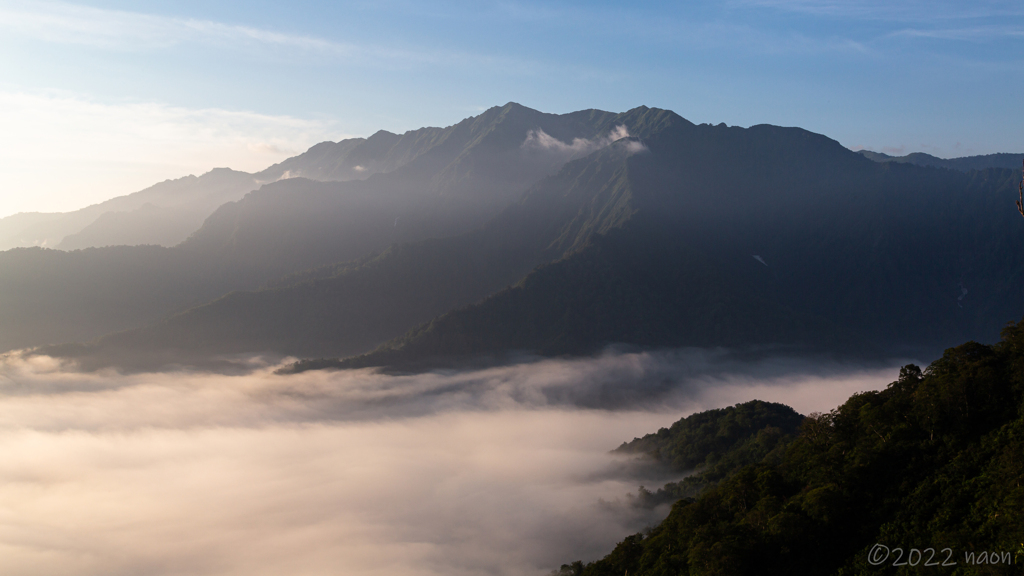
left=0, top=0, right=1022, bottom=218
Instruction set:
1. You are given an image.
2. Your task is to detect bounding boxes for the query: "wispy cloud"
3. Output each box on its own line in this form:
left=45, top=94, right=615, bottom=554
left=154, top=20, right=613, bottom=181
left=0, top=0, right=536, bottom=70
left=0, top=0, right=357, bottom=53
left=732, top=0, right=1024, bottom=22
left=729, top=0, right=1024, bottom=49
left=889, top=25, right=1024, bottom=41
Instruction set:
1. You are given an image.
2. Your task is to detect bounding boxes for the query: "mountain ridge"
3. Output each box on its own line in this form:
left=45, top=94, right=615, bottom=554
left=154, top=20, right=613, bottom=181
left=5, top=104, right=680, bottom=359
left=282, top=126, right=1024, bottom=372
left=858, top=149, right=1023, bottom=172
left=10, top=103, right=1024, bottom=374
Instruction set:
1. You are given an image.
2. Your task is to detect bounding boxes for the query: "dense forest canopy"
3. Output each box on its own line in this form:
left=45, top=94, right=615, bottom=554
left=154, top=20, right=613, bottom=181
left=558, top=322, right=1024, bottom=575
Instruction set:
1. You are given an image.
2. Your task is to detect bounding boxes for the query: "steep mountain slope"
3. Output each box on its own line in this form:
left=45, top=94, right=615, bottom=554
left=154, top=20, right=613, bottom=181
left=177, top=103, right=687, bottom=276
left=3, top=104, right=679, bottom=356
left=43, top=137, right=669, bottom=367
left=1, top=126, right=462, bottom=251
left=253, top=127, right=452, bottom=183
left=298, top=124, right=1024, bottom=371
left=6, top=103, right=588, bottom=252
left=62, top=117, right=1024, bottom=373
left=18, top=105, right=1024, bottom=370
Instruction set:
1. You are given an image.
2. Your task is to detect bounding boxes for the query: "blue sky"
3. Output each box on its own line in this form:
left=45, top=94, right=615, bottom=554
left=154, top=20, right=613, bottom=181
left=0, top=0, right=1022, bottom=216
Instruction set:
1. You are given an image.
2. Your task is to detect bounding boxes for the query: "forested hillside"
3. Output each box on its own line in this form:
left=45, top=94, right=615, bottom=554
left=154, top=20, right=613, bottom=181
left=557, top=324, right=1024, bottom=575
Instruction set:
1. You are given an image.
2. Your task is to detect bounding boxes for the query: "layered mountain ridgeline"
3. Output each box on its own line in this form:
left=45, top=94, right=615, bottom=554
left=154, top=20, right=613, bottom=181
left=0, top=168, right=260, bottom=251
left=1, top=124, right=434, bottom=251
left=8, top=104, right=678, bottom=358
left=556, top=326, right=1024, bottom=576
left=859, top=149, right=1024, bottom=172
left=4, top=101, right=656, bottom=252
left=40, top=136, right=671, bottom=368
left=256, top=102, right=677, bottom=185
left=176, top=104, right=685, bottom=278
left=289, top=123, right=1024, bottom=372
left=17, top=103, right=1024, bottom=371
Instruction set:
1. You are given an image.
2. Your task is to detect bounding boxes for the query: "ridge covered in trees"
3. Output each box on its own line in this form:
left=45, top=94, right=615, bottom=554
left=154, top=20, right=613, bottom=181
left=560, top=322, right=1024, bottom=575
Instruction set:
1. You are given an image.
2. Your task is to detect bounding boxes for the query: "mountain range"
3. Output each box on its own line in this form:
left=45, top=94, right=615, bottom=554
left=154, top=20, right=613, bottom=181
left=857, top=149, right=1023, bottom=172
left=3, top=103, right=1022, bottom=372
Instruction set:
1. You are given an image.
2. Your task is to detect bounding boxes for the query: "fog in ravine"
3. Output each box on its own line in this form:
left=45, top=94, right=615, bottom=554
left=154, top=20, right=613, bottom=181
left=0, top=348, right=912, bottom=576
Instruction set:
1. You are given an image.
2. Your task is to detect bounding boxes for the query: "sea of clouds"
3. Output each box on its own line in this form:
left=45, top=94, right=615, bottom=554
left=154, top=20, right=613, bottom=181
left=0, top=348, right=911, bottom=576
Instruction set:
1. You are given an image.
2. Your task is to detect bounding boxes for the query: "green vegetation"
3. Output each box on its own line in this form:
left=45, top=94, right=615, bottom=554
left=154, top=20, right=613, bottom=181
left=558, top=324, right=1024, bottom=575
left=617, top=401, right=804, bottom=504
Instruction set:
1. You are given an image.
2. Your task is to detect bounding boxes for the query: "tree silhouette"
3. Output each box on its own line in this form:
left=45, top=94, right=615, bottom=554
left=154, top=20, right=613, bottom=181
left=1017, top=158, right=1024, bottom=218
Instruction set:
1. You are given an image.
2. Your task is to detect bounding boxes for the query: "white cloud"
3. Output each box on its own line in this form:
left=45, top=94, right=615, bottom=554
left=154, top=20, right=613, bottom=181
left=0, top=91, right=351, bottom=217
left=0, top=348, right=903, bottom=575
left=0, top=0, right=356, bottom=52
left=522, top=125, right=636, bottom=159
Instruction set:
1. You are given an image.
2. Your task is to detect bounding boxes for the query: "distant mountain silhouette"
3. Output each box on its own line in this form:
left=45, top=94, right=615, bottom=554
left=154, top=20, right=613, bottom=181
left=0, top=168, right=260, bottom=251
left=858, top=149, right=1023, bottom=171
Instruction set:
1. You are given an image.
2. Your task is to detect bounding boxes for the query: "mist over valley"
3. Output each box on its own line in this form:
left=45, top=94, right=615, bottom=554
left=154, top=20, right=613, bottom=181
left=0, top=348, right=901, bottom=575
left=2, top=100, right=1023, bottom=575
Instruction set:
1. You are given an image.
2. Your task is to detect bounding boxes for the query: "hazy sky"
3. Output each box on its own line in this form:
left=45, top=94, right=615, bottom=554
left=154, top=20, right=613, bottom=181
left=1, top=0, right=1022, bottom=217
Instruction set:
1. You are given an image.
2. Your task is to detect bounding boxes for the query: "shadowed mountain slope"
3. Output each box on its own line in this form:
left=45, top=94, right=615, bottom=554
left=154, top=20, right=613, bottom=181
left=56, top=116, right=1024, bottom=374
left=5, top=101, right=671, bottom=252
left=5, top=104, right=681, bottom=356
left=0, top=245, right=248, bottom=353
left=16, top=105, right=1024, bottom=371
left=43, top=137, right=663, bottom=368
left=177, top=103, right=688, bottom=276
left=290, top=124, right=1024, bottom=371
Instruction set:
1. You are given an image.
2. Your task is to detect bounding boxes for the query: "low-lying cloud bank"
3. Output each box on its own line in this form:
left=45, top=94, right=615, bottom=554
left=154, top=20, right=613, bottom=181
left=0, top=348, right=910, bottom=575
